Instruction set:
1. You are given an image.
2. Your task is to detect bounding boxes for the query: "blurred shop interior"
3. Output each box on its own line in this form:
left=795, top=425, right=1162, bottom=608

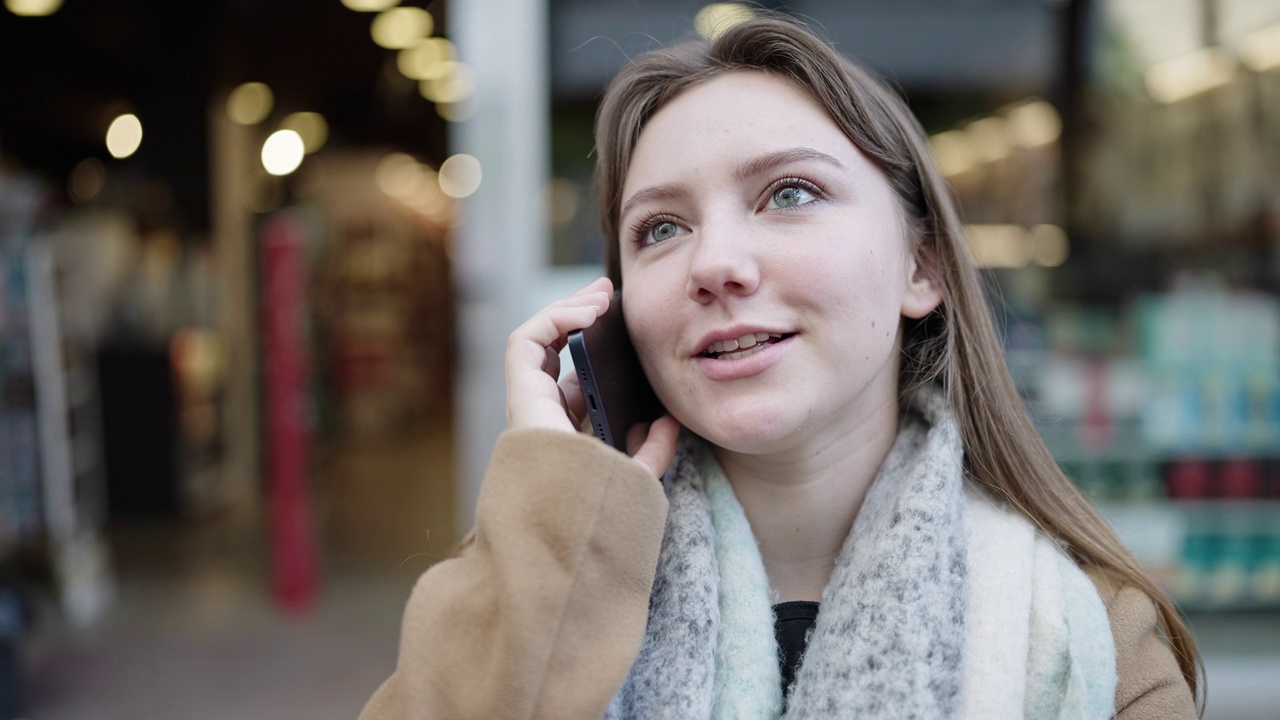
left=0, top=0, right=1278, bottom=718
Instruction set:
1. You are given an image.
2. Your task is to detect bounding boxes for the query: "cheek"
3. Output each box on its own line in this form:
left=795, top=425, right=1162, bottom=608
left=622, top=284, right=666, bottom=364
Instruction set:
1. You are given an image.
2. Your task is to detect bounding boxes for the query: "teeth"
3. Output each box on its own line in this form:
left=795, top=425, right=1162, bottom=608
left=717, top=344, right=768, bottom=361
left=703, top=332, right=784, bottom=358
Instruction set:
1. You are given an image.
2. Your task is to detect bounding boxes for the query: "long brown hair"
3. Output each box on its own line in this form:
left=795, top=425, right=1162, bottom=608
left=594, top=15, right=1202, bottom=704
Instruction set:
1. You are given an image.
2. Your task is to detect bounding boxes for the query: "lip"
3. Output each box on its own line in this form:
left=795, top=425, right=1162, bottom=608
left=693, top=330, right=795, bottom=382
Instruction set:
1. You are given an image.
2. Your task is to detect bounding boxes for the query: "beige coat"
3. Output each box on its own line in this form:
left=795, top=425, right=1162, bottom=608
left=360, top=428, right=1197, bottom=720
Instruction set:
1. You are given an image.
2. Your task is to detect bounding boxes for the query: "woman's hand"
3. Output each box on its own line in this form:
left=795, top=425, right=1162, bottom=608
left=504, top=277, right=678, bottom=478
left=506, top=276, right=611, bottom=434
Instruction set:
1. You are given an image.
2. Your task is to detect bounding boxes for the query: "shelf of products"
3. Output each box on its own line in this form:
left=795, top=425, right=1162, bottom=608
left=1012, top=282, right=1280, bottom=612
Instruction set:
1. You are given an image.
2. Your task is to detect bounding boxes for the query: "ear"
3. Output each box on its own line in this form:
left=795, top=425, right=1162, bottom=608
left=900, top=252, right=943, bottom=320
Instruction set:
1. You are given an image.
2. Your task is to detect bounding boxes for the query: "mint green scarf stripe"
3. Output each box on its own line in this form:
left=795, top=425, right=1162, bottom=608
left=701, top=450, right=785, bottom=720
left=1058, top=552, right=1119, bottom=719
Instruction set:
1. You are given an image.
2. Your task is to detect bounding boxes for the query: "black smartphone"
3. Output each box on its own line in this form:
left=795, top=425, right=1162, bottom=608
left=567, top=293, right=664, bottom=450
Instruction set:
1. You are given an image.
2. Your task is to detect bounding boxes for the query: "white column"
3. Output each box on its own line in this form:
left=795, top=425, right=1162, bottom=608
left=210, top=104, right=261, bottom=516
left=451, top=0, right=551, bottom=530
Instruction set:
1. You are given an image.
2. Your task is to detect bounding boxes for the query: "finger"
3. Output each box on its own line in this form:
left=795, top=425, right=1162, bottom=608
left=542, top=345, right=561, bottom=377
left=557, top=385, right=582, bottom=428
left=558, top=372, right=586, bottom=427
left=506, top=301, right=606, bottom=380
left=510, top=294, right=609, bottom=355
left=625, top=423, right=646, bottom=457
left=506, top=289, right=612, bottom=432
left=629, top=416, right=681, bottom=479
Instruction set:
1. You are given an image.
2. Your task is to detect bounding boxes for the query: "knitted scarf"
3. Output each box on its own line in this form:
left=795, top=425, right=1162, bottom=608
left=605, top=388, right=1117, bottom=719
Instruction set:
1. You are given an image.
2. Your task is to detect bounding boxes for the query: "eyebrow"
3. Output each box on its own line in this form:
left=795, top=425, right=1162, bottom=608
left=619, top=182, right=691, bottom=223
left=733, top=147, right=846, bottom=181
left=619, top=147, right=846, bottom=220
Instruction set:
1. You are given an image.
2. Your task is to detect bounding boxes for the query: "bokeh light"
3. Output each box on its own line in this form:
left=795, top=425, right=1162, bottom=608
left=105, top=114, right=143, bottom=159
left=418, top=62, right=475, bottom=103
left=438, top=154, right=481, bottom=199
left=965, top=224, right=1033, bottom=269
left=929, top=130, right=976, bottom=178
left=279, top=112, right=329, bottom=153
left=396, top=37, right=456, bottom=80
left=964, top=117, right=1010, bottom=164
left=1005, top=100, right=1061, bottom=148
left=1031, top=224, right=1069, bottom=268
left=1239, top=24, right=1280, bottom=72
left=227, top=82, right=274, bottom=125
left=1146, top=47, right=1235, bottom=104
left=375, top=152, right=434, bottom=200
left=695, top=3, right=755, bottom=40
left=261, top=130, right=305, bottom=176
left=5, top=0, right=63, bottom=16
left=340, top=0, right=397, bottom=11
left=370, top=6, right=432, bottom=49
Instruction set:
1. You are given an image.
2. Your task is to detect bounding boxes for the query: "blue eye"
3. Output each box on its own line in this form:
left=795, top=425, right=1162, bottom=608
left=648, top=220, right=682, bottom=244
left=768, top=184, right=816, bottom=209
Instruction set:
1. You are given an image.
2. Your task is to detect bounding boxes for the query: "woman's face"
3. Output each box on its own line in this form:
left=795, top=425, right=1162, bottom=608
left=618, top=70, right=940, bottom=455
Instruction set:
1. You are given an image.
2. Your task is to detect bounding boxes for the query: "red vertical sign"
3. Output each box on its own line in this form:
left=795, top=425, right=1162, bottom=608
left=261, top=213, right=318, bottom=613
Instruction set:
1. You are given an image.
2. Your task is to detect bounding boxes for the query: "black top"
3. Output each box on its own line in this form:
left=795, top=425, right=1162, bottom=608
left=772, top=600, right=820, bottom=699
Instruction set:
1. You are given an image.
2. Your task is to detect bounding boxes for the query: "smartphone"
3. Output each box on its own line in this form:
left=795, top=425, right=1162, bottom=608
left=567, top=293, right=664, bottom=450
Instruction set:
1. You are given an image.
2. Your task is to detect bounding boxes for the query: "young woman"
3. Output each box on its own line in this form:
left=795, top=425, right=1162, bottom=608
left=362, top=16, right=1201, bottom=719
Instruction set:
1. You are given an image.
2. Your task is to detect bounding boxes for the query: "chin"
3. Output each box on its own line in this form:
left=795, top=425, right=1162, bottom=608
left=678, top=407, right=803, bottom=454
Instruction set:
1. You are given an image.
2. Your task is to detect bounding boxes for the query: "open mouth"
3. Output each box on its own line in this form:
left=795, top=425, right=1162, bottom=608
left=700, top=332, right=794, bottom=360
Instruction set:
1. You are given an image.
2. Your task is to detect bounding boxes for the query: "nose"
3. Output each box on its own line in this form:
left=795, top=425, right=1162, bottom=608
left=685, top=218, right=760, bottom=303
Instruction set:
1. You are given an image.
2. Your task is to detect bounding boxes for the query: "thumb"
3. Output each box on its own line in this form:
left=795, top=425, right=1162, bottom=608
left=627, top=416, right=681, bottom=480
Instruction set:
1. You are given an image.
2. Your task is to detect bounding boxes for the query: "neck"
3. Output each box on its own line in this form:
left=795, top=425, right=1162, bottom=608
left=713, top=397, right=902, bottom=603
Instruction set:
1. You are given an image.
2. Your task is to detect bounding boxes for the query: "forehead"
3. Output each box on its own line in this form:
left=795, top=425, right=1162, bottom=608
left=623, top=70, right=860, bottom=196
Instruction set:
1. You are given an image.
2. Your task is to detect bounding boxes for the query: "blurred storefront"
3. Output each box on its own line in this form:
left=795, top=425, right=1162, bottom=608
left=0, top=0, right=1277, bottom=718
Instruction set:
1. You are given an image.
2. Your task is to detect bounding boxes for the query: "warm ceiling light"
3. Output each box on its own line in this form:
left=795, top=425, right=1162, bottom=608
left=279, top=112, right=328, bottom=153
left=964, top=117, right=1010, bottom=164
left=1031, top=224, right=1069, bottom=267
left=965, top=224, right=1033, bottom=269
left=227, top=82, right=274, bottom=125
left=929, top=130, right=975, bottom=178
left=438, top=154, right=482, bottom=199
left=5, top=0, right=63, bottom=16
left=261, top=130, right=305, bottom=176
left=106, top=114, right=143, bottom=159
left=1239, top=24, right=1280, bottom=72
left=370, top=6, right=433, bottom=50
left=1005, top=100, right=1061, bottom=148
left=694, top=3, right=755, bottom=40
left=340, top=0, right=398, bottom=11
left=396, top=37, right=456, bottom=80
left=418, top=62, right=475, bottom=104
left=375, top=153, right=434, bottom=200
left=1145, top=47, right=1236, bottom=104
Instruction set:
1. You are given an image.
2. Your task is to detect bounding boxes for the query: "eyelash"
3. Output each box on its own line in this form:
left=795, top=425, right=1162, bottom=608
left=627, top=212, right=682, bottom=248
left=761, top=177, right=825, bottom=209
left=626, top=176, right=827, bottom=248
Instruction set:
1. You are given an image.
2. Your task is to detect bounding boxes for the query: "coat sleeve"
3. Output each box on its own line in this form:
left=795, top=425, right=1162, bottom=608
left=359, top=428, right=670, bottom=720
left=1084, top=567, right=1198, bottom=720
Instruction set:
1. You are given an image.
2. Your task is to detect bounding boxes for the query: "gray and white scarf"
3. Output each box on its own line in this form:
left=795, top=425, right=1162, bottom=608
left=605, top=388, right=1117, bottom=719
